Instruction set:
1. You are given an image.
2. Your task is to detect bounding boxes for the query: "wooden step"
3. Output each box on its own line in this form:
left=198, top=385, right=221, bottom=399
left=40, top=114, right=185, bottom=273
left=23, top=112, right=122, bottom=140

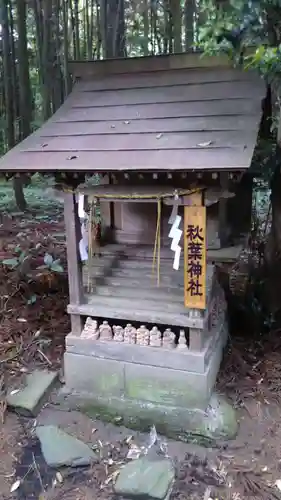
left=84, top=265, right=184, bottom=285
left=86, top=255, right=179, bottom=270
left=91, top=284, right=184, bottom=303
left=85, top=274, right=184, bottom=292
left=68, top=295, right=205, bottom=328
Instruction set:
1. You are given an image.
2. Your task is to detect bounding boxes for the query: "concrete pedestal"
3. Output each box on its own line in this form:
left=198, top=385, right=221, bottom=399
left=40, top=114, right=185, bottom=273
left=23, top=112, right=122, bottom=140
left=63, top=319, right=237, bottom=441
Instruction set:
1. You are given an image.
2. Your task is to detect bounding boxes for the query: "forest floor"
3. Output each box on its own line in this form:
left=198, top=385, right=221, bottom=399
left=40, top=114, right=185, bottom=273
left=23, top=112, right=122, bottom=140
left=1, top=184, right=281, bottom=500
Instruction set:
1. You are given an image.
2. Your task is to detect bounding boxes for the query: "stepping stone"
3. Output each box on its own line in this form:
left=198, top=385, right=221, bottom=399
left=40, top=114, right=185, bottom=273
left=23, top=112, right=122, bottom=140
left=36, top=425, right=97, bottom=467
left=6, top=369, right=58, bottom=417
left=114, top=456, right=175, bottom=500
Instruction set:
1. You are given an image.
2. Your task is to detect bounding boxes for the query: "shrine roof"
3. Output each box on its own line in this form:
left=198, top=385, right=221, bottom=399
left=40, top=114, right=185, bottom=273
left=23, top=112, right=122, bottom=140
left=0, top=52, right=266, bottom=174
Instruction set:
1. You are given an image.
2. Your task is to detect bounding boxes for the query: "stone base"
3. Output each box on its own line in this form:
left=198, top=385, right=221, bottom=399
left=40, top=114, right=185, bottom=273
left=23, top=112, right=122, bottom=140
left=55, top=388, right=237, bottom=443
left=64, top=321, right=226, bottom=409
left=62, top=322, right=237, bottom=441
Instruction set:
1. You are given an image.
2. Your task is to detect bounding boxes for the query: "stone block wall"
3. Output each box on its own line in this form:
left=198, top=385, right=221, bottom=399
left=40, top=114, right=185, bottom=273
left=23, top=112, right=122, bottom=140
left=64, top=315, right=227, bottom=410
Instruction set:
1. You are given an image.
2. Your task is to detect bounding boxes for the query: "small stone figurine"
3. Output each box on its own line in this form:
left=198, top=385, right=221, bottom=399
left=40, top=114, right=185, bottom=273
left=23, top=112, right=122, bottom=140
left=113, top=325, right=124, bottom=342
left=123, top=324, right=137, bottom=344
left=81, top=317, right=99, bottom=340
left=99, top=321, right=113, bottom=341
left=177, top=330, right=187, bottom=349
left=162, top=328, right=176, bottom=349
left=136, top=325, right=150, bottom=346
left=149, top=326, right=162, bottom=347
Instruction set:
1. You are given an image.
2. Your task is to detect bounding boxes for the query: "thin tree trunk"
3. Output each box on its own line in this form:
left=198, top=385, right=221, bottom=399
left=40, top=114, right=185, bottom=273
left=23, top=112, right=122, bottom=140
left=8, top=0, right=19, bottom=130
left=74, top=0, right=80, bottom=59
left=16, top=0, right=32, bottom=139
left=1, top=0, right=15, bottom=150
left=62, top=0, right=71, bottom=95
left=185, top=0, right=195, bottom=49
left=69, top=0, right=77, bottom=58
left=143, top=0, right=149, bottom=55
left=170, top=0, right=182, bottom=52
left=42, top=0, right=52, bottom=119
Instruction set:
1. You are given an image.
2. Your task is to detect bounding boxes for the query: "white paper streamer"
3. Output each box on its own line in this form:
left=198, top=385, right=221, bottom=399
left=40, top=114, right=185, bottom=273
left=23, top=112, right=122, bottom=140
left=168, top=192, right=179, bottom=225
left=173, top=246, right=181, bottom=270
left=168, top=215, right=181, bottom=238
left=78, top=194, right=86, bottom=219
left=79, top=239, right=88, bottom=261
left=168, top=215, right=182, bottom=271
left=171, top=228, right=182, bottom=251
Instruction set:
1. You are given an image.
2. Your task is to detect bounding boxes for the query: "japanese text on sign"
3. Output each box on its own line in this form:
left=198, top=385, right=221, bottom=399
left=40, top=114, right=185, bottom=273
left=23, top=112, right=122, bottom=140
left=184, top=206, right=206, bottom=309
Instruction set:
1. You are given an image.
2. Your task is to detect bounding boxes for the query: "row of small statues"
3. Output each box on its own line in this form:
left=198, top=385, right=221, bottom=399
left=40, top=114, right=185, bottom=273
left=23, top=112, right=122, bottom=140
left=81, top=317, right=188, bottom=349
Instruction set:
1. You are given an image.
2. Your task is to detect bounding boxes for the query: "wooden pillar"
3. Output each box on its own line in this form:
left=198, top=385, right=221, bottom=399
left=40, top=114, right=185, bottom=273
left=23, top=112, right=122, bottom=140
left=218, top=172, right=229, bottom=247
left=64, top=192, right=84, bottom=334
left=183, top=191, right=206, bottom=310
left=189, top=326, right=205, bottom=351
left=184, top=191, right=207, bottom=351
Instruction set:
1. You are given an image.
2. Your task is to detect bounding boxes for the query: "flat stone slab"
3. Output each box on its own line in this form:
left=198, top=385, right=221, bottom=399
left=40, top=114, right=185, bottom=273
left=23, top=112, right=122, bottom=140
left=6, top=370, right=58, bottom=417
left=114, top=456, right=175, bottom=500
left=36, top=425, right=97, bottom=467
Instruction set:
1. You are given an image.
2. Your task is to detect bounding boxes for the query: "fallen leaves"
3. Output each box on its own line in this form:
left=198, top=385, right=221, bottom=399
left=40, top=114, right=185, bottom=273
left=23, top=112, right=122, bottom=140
left=218, top=330, right=281, bottom=404
left=10, top=478, right=21, bottom=492
left=0, top=218, right=69, bottom=394
left=55, top=471, right=63, bottom=483
left=197, top=140, right=214, bottom=147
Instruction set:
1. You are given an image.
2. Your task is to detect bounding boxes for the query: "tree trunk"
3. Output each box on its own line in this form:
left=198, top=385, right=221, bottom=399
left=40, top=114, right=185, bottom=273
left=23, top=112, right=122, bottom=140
left=170, top=0, right=182, bottom=52
left=102, top=0, right=126, bottom=58
left=1, top=0, right=15, bottom=150
left=13, top=178, right=27, bottom=212
left=16, top=0, right=32, bottom=140
left=42, top=0, right=53, bottom=120
left=74, top=0, right=80, bottom=59
left=264, top=6, right=281, bottom=313
left=185, top=0, right=195, bottom=49
left=62, top=0, right=71, bottom=95
left=143, top=0, right=149, bottom=55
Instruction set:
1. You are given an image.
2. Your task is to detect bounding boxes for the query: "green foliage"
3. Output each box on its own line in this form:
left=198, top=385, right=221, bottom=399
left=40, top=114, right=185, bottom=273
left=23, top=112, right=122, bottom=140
left=198, top=0, right=281, bottom=69
left=2, top=247, right=28, bottom=270
left=245, top=45, right=281, bottom=84
left=197, top=0, right=244, bottom=53
left=40, top=253, right=64, bottom=273
left=27, top=294, right=37, bottom=305
left=197, top=0, right=281, bottom=141
left=1, top=247, right=64, bottom=275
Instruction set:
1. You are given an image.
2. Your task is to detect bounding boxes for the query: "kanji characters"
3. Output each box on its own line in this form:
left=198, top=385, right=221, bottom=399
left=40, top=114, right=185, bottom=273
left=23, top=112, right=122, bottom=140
left=186, top=224, right=204, bottom=241
left=187, top=278, right=203, bottom=297
left=186, top=224, right=204, bottom=297
left=187, top=260, right=202, bottom=278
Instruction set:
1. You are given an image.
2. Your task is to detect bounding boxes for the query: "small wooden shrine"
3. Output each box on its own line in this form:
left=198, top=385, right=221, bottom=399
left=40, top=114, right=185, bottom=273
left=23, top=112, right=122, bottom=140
left=0, top=53, right=266, bottom=431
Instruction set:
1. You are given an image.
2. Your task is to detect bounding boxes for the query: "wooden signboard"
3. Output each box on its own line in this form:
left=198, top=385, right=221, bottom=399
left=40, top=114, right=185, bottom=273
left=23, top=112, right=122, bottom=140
left=184, top=205, right=206, bottom=310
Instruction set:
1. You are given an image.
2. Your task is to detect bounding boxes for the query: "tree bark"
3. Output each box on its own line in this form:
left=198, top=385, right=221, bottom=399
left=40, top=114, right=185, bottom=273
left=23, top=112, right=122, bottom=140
left=13, top=178, right=27, bottom=212
left=16, top=0, right=32, bottom=140
left=185, top=0, right=195, bottom=49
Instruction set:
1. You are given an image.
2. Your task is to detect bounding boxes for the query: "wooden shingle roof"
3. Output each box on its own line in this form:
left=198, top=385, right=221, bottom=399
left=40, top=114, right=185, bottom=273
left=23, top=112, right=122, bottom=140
left=0, top=52, right=266, bottom=174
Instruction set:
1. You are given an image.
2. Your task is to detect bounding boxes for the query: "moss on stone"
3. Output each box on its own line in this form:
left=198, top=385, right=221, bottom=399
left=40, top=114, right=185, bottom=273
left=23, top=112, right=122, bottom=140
left=125, top=373, right=203, bottom=408
left=56, top=390, right=238, bottom=445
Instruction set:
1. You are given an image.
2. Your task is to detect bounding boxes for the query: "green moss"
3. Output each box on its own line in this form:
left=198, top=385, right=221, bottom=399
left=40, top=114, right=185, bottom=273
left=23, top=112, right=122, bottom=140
left=126, top=375, right=202, bottom=408
left=71, top=393, right=238, bottom=445
left=96, top=373, right=122, bottom=395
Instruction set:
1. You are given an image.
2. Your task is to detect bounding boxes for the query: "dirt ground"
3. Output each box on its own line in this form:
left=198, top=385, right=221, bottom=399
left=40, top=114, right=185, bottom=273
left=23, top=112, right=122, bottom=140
left=1, top=186, right=281, bottom=500
left=2, top=386, right=281, bottom=500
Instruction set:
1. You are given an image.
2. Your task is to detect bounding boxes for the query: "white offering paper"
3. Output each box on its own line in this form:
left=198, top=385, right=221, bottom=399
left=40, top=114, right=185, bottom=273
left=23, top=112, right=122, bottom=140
left=173, top=246, right=181, bottom=270
left=79, top=239, right=88, bottom=261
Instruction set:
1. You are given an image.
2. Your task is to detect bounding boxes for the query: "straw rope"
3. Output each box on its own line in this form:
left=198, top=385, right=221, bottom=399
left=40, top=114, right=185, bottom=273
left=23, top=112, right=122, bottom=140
left=152, top=199, right=161, bottom=286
